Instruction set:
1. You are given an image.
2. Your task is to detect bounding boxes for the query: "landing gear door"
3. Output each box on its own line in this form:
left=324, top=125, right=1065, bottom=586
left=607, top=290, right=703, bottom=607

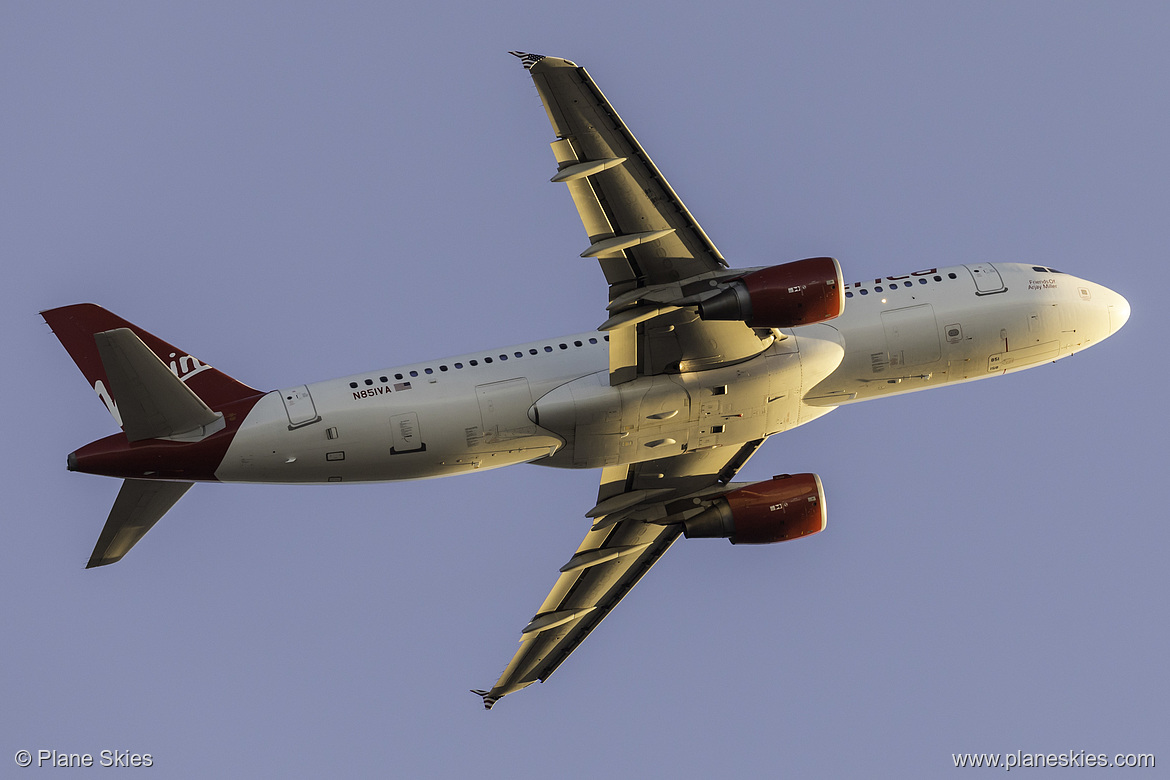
left=280, top=385, right=320, bottom=429
left=965, top=263, right=1006, bottom=295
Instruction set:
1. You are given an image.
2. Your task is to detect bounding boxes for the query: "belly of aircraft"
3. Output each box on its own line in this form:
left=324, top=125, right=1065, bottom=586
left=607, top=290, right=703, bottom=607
left=215, top=387, right=565, bottom=484
left=533, top=327, right=844, bottom=470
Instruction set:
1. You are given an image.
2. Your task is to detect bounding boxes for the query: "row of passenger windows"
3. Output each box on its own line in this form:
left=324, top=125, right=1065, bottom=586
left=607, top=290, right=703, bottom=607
left=844, top=272, right=957, bottom=299
left=349, top=335, right=609, bottom=389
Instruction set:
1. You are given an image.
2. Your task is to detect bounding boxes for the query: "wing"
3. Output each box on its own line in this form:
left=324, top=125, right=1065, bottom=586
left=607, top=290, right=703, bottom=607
left=511, top=51, right=726, bottom=294
left=477, top=53, right=780, bottom=709
left=511, top=52, right=775, bottom=384
left=472, top=438, right=765, bottom=709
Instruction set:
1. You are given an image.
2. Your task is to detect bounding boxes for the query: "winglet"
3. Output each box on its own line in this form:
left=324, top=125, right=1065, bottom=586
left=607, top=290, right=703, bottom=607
left=507, top=51, right=545, bottom=70
left=470, top=689, right=499, bottom=711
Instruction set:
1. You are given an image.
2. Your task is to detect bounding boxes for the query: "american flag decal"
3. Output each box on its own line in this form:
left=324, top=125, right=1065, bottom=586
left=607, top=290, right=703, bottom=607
left=471, top=689, right=499, bottom=710
left=394, top=382, right=412, bottom=391
left=508, top=51, right=545, bottom=70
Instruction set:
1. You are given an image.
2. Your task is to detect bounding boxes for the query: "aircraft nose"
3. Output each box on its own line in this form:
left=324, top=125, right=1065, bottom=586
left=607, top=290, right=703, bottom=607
left=1108, top=290, right=1131, bottom=335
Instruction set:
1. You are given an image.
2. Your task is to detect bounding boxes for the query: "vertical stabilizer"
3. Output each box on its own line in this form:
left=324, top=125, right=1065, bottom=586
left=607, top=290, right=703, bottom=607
left=42, top=304, right=260, bottom=428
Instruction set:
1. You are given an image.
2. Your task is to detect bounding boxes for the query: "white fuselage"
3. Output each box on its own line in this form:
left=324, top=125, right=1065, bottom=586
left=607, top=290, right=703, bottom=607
left=214, top=263, right=1129, bottom=485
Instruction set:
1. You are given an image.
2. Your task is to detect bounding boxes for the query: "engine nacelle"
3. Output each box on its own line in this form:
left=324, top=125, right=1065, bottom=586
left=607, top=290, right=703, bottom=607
left=683, top=473, right=826, bottom=545
left=697, top=257, right=844, bottom=328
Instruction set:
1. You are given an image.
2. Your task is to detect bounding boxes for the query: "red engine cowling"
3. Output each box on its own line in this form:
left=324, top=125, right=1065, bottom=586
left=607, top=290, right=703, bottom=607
left=683, top=473, right=826, bottom=545
left=697, top=257, right=844, bottom=328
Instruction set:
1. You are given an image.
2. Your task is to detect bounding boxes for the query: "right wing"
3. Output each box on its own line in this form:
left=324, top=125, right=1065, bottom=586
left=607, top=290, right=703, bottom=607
left=511, top=52, right=776, bottom=384
left=511, top=51, right=727, bottom=296
left=473, top=438, right=765, bottom=709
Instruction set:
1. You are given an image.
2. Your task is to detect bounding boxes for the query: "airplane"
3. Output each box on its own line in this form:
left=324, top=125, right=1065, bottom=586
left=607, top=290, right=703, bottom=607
left=42, top=52, right=1130, bottom=710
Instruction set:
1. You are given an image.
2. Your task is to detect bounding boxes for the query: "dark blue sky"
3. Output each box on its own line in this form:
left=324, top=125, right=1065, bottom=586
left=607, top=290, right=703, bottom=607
left=5, top=2, right=1165, bottom=776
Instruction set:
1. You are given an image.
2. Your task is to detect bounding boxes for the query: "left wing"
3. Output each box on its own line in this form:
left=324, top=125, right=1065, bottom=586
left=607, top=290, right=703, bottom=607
left=473, top=439, right=765, bottom=709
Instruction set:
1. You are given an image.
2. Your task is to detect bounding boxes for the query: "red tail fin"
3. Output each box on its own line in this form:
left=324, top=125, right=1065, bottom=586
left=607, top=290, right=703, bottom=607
left=42, top=304, right=261, bottom=417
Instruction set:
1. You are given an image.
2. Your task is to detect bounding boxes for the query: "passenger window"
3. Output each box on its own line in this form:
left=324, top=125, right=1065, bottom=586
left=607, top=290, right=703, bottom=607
left=860, top=289, right=869, bottom=295
left=409, top=370, right=418, bottom=377
left=529, top=348, right=538, bottom=355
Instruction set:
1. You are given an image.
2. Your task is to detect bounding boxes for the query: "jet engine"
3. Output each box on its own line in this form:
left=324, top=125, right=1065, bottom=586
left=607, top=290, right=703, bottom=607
left=697, top=257, right=844, bottom=328
left=683, top=473, right=826, bottom=545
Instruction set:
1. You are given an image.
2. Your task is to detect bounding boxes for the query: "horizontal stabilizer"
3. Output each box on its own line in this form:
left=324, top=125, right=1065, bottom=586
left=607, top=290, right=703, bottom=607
left=87, top=479, right=193, bottom=568
left=96, top=328, right=222, bottom=442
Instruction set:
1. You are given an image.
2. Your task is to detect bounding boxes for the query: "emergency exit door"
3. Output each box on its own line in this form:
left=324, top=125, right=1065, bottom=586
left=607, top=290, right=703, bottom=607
left=280, top=386, right=319, bottom=429
left=965, top=263, right=1006, bottom=295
